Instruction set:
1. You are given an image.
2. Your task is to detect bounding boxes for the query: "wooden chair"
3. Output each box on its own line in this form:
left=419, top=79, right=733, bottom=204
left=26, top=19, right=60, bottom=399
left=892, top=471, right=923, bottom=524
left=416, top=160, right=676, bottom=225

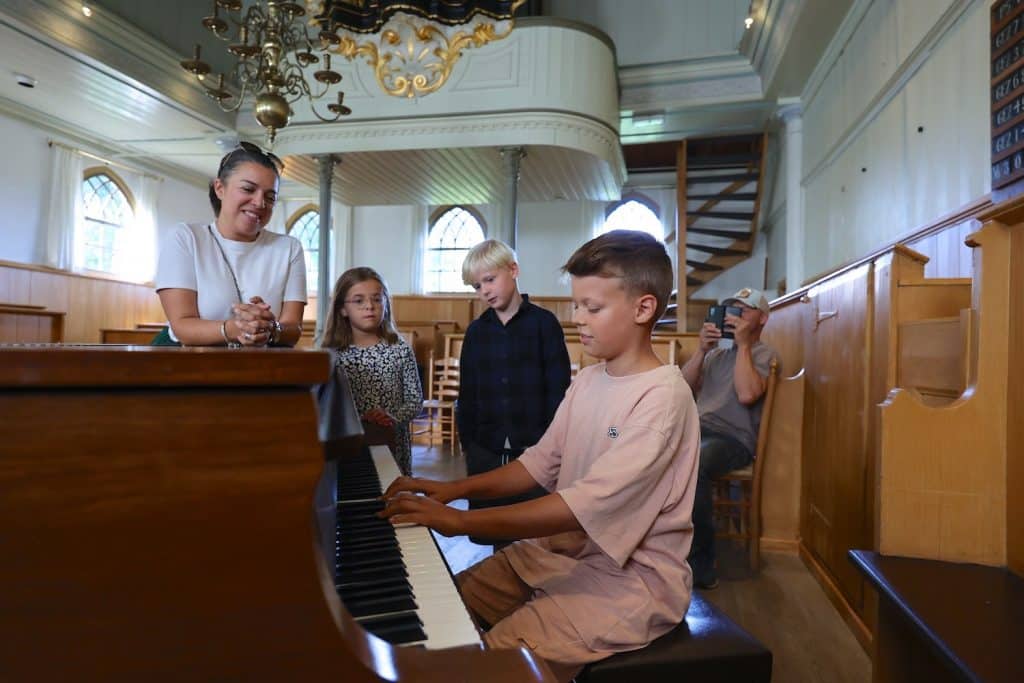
left=414, top=353, right=460, bottom=453
left=711, top=359, right=778, bottom=572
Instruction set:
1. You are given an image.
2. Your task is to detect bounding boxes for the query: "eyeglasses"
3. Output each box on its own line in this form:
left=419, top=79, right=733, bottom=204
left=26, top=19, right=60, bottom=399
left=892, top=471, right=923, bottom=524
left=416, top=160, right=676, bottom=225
left=344, top=296, right=385, bottom=309
left=219, top=141, right=284, bottom=174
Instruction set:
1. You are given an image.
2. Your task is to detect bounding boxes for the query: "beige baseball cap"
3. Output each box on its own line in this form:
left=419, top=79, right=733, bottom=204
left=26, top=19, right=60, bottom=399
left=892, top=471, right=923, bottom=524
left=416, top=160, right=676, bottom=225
left=724, top=287, right=770, bottom=315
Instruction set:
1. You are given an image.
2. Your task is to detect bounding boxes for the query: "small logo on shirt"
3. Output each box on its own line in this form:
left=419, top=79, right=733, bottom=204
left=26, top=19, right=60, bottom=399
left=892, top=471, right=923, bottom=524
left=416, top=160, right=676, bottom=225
left=607, top=427, right=619, bottom=439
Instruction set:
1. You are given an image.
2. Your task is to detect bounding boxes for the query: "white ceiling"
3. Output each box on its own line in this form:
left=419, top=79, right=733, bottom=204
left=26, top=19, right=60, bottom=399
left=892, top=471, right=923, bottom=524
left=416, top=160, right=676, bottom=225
left=0, top=0, right=853, bottom=202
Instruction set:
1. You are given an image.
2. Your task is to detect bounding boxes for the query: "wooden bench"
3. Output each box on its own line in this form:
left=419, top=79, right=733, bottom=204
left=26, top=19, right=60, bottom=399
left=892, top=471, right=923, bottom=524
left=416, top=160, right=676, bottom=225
left=849, top=550, right=1024, bottom=682
left=0, top=305, right=65, bottom=343
left=576, top=592, right=771, bottom=682
left=100, top=328, right=159, bottom=344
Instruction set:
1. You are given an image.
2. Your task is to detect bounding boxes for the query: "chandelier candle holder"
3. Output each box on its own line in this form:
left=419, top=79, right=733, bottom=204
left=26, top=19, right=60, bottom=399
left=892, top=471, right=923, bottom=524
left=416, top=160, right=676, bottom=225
left=180, top=0, right=352, bottom=143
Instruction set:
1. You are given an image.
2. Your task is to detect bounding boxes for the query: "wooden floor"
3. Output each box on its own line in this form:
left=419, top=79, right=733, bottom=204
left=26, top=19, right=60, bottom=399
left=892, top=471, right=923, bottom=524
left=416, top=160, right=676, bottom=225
left=411, top=442, right=871, bottom=683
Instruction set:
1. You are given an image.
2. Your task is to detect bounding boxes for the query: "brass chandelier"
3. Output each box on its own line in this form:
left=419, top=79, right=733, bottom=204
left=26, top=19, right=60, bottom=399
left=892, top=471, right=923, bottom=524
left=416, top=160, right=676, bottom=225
left=180, top=1, right=526, bottom=143
left=181, top=0, right=352, bottom=143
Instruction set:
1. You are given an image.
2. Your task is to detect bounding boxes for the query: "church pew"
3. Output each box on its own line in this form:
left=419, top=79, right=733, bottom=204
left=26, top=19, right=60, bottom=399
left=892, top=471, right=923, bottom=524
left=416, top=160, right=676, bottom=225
left=0, top=304, right=65, bottom=343
left=101, top=327, right=159, bottom=344
left=878, top=197, right=1024, bottom=571
left=896, top=311, right=971, bottom=406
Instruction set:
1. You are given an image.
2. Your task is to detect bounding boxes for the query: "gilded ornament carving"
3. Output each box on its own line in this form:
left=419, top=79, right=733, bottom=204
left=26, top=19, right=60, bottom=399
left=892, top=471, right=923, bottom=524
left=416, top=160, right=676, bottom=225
left=328, top=12, right=515, bottom=98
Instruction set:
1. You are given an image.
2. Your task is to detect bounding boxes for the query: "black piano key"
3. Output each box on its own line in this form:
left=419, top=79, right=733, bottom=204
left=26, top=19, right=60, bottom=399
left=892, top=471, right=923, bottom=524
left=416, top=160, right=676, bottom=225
left=358, top=612, right=427, bottom=645
left=337, top=566, right=407, bottom=583
left=337, top=575, right=411, bottom=592
left=346, top=595, right=418, bottom=618
left=339, top=582, right=414, bottom=603
left=337, top=445, right=438, bottom=646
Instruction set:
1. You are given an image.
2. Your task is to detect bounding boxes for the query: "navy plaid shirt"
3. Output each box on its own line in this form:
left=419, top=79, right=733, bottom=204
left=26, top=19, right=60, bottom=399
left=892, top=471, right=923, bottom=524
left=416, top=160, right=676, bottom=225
left=457, top=295, right=571, bottom=454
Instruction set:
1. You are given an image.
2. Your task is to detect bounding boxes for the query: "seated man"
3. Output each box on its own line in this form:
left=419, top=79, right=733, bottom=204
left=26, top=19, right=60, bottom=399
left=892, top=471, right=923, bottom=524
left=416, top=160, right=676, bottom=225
left=681, top=287, right=779, bottom=589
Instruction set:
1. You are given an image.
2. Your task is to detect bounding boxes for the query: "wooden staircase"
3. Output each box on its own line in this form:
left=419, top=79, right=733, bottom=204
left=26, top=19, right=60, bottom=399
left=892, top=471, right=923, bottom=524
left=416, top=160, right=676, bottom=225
left=679, top=133, right=766, bottom=298
left=623, top=133, right=767, bottom=332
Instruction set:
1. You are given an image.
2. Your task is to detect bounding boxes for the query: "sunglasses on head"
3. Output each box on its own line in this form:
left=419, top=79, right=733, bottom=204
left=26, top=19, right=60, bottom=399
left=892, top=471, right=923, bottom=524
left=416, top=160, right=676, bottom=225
left=220, top=141, right=283, bottom=173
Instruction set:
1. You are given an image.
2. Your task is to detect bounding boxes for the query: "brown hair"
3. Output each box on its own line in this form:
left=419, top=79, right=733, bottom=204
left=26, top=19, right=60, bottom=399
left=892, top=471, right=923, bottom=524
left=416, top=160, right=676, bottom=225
left=208, top=142, right=282, bottom=217
left=561, top=230, right=673, bottom=324
left=320, top=267, right=401, bottom=349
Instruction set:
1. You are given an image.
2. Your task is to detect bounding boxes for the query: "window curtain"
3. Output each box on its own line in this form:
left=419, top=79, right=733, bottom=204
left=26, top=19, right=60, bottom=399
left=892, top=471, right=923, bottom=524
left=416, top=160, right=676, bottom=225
left=41, top=145, right=85, bottom=270
left=409, top=205, right=428, bottom=294
left=120, top=174, right=161, bottom=282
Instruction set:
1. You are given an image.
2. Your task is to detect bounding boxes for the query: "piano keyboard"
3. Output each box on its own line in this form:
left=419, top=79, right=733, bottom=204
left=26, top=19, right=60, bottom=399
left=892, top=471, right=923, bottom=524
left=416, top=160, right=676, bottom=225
left=335, top=445, right=482, bottom=650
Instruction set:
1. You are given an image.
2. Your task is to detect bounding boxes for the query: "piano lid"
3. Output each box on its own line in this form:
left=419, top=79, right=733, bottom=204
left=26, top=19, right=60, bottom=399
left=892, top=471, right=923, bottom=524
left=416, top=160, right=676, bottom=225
left=260, top=19, right=625, bottom=206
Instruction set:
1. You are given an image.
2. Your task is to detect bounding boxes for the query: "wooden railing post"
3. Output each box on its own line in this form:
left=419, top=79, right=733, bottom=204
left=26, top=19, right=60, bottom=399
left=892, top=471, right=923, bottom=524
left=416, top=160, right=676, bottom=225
left=676, top=139, right=688, bottom=332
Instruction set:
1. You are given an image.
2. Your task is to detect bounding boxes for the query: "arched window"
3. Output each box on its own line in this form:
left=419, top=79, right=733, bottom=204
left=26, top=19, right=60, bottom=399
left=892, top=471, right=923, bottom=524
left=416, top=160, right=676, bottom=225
left=425, top=206, right=486, bottom=292
left=602, top=195, right=663, bottom=241
left=288, top=206, right=320, bottom=293
left=81, top=169, right=135, bottom=274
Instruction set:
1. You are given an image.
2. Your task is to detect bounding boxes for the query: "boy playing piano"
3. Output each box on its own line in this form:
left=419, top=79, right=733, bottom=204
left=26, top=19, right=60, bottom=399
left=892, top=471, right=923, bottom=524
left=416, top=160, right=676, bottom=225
left=381, top=230, right=700, bottom=682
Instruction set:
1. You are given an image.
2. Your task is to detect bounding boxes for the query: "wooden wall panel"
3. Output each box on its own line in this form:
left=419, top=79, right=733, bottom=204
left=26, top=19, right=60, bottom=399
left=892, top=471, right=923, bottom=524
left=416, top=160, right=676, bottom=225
left=760, top=370, right=805, bottom=549
left=760, top=297, right=809, bottom=378
left=392, top=296, right=476, bottom=330
left=0, top=261, right=163, bottom=343
left=1007, top=220, right=1024, bottom=577
left=394, top=295, right=577, bottom=332
left=0, top=266, right=31, bottom=305
left=805, top=264, right=874, bottom=613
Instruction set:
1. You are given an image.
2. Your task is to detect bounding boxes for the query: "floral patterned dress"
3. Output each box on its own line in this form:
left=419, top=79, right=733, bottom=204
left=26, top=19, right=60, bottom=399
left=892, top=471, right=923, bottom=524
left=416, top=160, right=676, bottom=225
left=334, top=338, right=423, bottom=475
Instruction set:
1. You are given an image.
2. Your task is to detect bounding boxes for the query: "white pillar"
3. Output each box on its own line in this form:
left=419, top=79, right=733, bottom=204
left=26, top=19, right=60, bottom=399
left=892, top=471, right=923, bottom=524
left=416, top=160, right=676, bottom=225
left=779, top=102, right=804, bottom=294
left=498, top=146, right=525, bottom=248
left=315, top=154, right=339, bottom=340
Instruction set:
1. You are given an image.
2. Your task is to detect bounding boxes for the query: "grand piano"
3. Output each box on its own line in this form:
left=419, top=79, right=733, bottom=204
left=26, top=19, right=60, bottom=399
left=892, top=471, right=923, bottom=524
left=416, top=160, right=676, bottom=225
left=0, top=346, right=554, bottom=682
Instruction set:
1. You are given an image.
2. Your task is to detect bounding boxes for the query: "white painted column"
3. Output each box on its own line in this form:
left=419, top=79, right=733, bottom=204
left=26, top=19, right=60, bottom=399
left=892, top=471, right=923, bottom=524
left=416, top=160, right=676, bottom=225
left=315, top=154, right=339, bottom=340
left=498, top=146, right=526, bottom=248
left=779, top=102, right=805, bottom=293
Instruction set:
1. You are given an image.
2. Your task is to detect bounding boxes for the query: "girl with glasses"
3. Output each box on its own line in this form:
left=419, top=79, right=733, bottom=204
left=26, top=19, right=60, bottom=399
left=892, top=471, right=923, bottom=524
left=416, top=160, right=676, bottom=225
left=154, top=143, right=306, bottom=347
left=321, top=267, right=423, bottom=475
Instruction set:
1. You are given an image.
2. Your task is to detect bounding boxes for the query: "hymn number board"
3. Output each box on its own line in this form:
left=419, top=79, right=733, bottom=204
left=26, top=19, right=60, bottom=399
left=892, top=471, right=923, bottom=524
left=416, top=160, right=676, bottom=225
left=992, top=0, right=1024, bottom=191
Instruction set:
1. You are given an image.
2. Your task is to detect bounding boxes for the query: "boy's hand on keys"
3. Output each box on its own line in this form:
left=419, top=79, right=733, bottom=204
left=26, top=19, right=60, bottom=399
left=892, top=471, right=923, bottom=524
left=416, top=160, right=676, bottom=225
left=382, top=476, right=456, bottom=503
left=379, top=492, right=462, bottom=536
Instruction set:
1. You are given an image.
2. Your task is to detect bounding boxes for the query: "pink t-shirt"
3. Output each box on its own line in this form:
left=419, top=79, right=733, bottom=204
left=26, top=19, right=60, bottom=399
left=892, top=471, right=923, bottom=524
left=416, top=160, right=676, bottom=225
left=504, top=362, right=700, bottom=652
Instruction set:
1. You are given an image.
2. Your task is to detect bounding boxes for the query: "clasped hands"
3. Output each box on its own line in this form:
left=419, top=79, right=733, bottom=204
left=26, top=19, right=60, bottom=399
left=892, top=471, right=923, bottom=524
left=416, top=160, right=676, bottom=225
left=230, top=296, right=277, bottom=346
left=377, top=476, right=463, bottom=536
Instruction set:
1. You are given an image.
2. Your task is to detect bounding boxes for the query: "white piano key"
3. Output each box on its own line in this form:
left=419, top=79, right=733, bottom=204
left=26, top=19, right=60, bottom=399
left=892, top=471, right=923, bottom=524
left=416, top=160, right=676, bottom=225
left=369, top=446, right=482, bottom=649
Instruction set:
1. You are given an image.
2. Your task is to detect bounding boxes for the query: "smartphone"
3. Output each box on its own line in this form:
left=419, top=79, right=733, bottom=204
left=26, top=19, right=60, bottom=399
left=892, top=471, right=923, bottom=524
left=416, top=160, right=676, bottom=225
left=705, top=305, right=744, bottom=339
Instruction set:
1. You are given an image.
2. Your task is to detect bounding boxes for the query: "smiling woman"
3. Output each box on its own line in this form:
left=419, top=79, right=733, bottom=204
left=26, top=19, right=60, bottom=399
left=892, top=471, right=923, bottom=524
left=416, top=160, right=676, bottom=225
left=153, top=143, right=307, bottom=347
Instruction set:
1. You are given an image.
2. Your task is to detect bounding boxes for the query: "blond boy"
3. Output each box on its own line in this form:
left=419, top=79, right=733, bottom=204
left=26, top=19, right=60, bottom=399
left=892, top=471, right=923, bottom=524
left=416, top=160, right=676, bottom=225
left=456, top=239, right=571, bottom=545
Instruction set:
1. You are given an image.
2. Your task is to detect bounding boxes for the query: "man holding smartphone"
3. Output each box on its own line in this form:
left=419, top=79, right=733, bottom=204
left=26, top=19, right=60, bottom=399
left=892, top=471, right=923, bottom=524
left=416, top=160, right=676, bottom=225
left=681, top=287, right=779, bottom=590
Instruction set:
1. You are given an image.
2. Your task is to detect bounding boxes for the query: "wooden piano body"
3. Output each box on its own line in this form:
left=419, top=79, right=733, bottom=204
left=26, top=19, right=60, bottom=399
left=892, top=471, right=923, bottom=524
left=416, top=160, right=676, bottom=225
left=0, top=346, right=552, bottom=682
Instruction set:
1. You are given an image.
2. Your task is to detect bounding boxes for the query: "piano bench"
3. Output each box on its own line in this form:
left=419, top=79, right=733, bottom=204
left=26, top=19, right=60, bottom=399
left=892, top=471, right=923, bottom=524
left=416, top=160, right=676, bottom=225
left=575, top=593, right=772, bottom=683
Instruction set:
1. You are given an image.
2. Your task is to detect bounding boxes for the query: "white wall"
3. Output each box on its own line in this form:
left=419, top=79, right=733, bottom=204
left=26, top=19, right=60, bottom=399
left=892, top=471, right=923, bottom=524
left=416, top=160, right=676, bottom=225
left=517, top=200, right=600, bottom=296
left=350, top=205, right=422, bottom=294
left=0, top=114, right=52, bottom=264
left=547, top=0, right=749, bottom=68
left=343, top=200, right=608, bottom=297
left=0, top=109, right=210, bottom=270
left=142, top=170, right=208, bottom=239
left=798, top=0, right=989, bottom=279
